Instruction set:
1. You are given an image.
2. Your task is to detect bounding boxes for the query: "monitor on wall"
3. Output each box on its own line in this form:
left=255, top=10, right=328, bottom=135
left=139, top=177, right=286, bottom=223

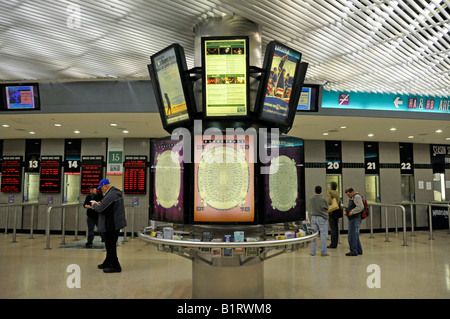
left=0, top=83, right=41, bottom=111
left=297, top=84, right=322, bottom=112
left=255, top=41, right=308, bottom=133
left=201, top=36, right=250, bottom=118
left=148, top=43, right=196, bottom=133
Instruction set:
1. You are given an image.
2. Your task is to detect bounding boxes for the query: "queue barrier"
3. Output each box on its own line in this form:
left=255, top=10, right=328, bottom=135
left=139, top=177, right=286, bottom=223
left=367, top=203, right=408, bottom=246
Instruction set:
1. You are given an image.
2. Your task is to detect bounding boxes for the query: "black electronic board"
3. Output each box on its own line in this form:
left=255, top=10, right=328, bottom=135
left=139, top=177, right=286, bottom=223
left=39, top=156, right=62, bottom=193
left=80, top=156, right=104, bottom=194
left=1, top=156, right=23, bottom=193
left=123, top=155, right=147, bottom=194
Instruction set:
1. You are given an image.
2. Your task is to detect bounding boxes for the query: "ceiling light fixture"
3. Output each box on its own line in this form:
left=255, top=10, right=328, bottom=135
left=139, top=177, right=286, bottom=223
left=435, top=129, right=442, bottom=133
left=390, top=128, right=397, bottom=131
left=368, top=133, right=374, bottom=137
left=54, top=123, right=62, bottom=127
left=2, top=124, right=10, bottom=128
left=123, top=130, right=129, bottom=134
left=408, top=136, right=414, bottom=139
left=74, top=130, right=80, bottom=134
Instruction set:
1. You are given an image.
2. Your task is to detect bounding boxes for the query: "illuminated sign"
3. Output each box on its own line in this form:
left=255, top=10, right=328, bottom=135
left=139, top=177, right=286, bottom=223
left=80, top=156, right=103, bottom=194
left=39, top=156, right=62, bottom=193
left=202, top=37, right=249, bottom=117
left=123, top=156, right=147, bottom=194
left=1, top=156, right=23, bottom=193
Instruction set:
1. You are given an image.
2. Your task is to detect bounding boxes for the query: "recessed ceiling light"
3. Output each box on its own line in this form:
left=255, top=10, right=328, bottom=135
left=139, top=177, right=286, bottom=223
left=74, top=130, right=80, bottom=134
left=110, top=123, right=118, bottom=126
left=408, top=135, right=414, bottom=139
left=446, top=137, right=450, bottom=140
left=340, top=125, right=347, bottom=129
left=368, top=133, right=374, bottom=137
left=322, top=132, right=329, bottom=136
left=29, top=131, right=36, bottom=134
left=54, top=123, right=62, bottom=127
left=436, top=129, right=442, bottom=133
left=390, top=128, right=397, bottom=131
left=2, top=124, right=9, bottom=128
left=123, top=130, right=129, bottom=134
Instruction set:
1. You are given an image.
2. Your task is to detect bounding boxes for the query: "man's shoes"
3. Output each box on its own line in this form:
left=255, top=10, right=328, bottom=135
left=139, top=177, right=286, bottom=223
left=345, top=252, right=358, bottom=256
left=321, top=252, right=329, bottom=256
left=97, top=263, right=108, bottom=269
left=103, top=266, right=122, bottom=273
left=85, top=242, right=93, bottom=248
left=327, top=246, right=337, bottom=249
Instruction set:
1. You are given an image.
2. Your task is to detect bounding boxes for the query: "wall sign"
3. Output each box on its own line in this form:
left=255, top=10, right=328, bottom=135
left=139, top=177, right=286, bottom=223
left=80, top=156, right=103, bottom=194
left=1, top=156, right=23, bottom=193
left=39, top=156, right=62, bottom=193
left=123, top=155, right=147, bottom=194
left=323, top=90, right=450, bottom=114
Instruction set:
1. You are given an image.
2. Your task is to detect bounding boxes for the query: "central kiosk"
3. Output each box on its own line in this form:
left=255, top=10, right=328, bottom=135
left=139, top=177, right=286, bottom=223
left=139, top=15, right=319, bottom=299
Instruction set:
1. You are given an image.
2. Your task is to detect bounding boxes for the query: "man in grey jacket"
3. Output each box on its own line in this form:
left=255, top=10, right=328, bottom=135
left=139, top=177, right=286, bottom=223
left=91, top=179, right=127, bottom=273
left=309, top=185, right=329, bottom=256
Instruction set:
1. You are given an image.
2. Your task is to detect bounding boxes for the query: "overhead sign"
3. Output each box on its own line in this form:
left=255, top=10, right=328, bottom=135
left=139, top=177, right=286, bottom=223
left=323, top=90, right=450, bottom=114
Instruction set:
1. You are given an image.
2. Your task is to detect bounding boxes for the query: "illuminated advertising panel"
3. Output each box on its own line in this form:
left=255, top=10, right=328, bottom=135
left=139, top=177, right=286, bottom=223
left=193, top=134, right=255, bottom=223
left=202, top=36, right=249, bottom=117
left=1, top=156, right=23, bottom=193
left=149, top=43, right=195, bottom=132
left=261, top=136, right=305, bottom=223
left=150, top=137, right=185, bottom=223
left=123, top=156, right=147, bottom=195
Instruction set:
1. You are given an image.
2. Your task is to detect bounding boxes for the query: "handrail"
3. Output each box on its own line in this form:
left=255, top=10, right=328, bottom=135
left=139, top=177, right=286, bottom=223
left=46, top=202, right=82, bottom=249
left=367, top=203, right=408, bottom=246
left=0, top=202, right=47, bottom=242
left=138, top=228, right=318, bottom=249
left=396, top=202, right=450, bottom=240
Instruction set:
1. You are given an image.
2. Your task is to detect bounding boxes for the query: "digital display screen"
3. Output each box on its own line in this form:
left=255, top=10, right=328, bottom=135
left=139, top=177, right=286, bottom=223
left=150, top=138, right=185, bottom=223
left=6, top=86, right=35, bottom=109
left=297, top=87, right=311, bottom=110
left=260, top=42, right=301, bottom=124
left=39, top=156, right=62, bottom=193
left=123, top=156, right=147, bottom=194
left=193, top=134, right=255, bottom=223
left=151, top=45, right=191, bottom=126
left=1, top=156, right=23, bottom=193
left=202, top=37, right=249, bottom=117
left=80, top=156, right=103, bottom=194
left=261, top=136, right=305, bottom=224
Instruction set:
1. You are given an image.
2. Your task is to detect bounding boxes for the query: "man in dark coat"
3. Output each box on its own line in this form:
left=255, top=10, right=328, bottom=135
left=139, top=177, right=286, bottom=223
left=91, top=179, right=127, bottom=273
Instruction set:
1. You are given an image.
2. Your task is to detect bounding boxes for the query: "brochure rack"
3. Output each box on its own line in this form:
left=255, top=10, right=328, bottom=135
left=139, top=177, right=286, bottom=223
left=138, top=224, right=318, bottom=298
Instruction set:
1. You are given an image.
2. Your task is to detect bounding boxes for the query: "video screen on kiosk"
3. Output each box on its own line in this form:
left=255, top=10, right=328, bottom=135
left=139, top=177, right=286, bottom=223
left=193, top=134, right=255, bottom=224
left=201, top=36, right=249, bottom=118
left=148, top=43, right=195, bottom=132
left=0, top=83, right=40, bottom=110
left=255, top=41, right=306, bottom=132
left=261, top=136, right=305, bottom=224
left=150, top=137, right=185, bottom=224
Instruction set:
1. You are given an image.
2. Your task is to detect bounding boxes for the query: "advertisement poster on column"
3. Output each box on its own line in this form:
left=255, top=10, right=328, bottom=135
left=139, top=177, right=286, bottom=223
left=150, top=137, right=185, bottom=223
left=193, top=134, right=255, bottom=224
left=261, top=136, right=305, bottom=223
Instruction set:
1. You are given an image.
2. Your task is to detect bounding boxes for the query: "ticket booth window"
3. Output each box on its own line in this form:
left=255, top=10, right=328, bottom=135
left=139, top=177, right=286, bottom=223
left=401, top=175, right=415, bottom=202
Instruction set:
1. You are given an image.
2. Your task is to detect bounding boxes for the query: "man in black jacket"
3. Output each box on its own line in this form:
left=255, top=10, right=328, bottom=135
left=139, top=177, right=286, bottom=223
left=91, top=179, right=127, bottom=273
left=83, top=186, right=103, bottom=248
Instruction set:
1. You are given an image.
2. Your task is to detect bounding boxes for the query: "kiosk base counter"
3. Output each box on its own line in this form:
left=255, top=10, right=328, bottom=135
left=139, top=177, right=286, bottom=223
left=138, top=224, right=318, bottom=299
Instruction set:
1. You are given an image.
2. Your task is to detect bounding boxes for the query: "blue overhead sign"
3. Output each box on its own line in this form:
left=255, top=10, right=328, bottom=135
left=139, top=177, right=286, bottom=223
left=322, top=90, right=450, bottom=114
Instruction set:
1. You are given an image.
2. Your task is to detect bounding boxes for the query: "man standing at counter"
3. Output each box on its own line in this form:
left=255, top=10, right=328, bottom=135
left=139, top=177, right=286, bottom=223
left=91, top=179, right=127, bottom=273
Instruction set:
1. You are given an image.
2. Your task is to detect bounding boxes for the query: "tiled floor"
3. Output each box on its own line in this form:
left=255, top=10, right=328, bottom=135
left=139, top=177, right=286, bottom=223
left=0, top=229, right=449, bottom=299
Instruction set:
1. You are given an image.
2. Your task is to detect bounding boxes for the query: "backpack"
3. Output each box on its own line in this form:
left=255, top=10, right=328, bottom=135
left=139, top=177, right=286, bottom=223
left=355, top=193, right=369, bottom=219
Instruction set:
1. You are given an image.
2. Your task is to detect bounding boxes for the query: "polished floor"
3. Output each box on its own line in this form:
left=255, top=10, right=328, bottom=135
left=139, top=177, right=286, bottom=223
left=0, top=229, right=449, bottom=299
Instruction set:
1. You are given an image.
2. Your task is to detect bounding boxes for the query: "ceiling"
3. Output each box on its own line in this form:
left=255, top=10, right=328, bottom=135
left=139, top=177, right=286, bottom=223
left=0, top=0, right=449, bottom=144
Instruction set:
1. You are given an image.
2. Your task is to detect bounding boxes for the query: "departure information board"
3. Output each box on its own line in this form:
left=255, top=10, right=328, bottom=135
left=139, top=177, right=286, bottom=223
left=81, top=156, right=103, bottom=194
left=39, top=156, right=62, bottom=193
left=1, top=156, right=23, bottom=193
left=123, top=156, right=147, bottom=194
left=202, top=37, right=249, bottom=117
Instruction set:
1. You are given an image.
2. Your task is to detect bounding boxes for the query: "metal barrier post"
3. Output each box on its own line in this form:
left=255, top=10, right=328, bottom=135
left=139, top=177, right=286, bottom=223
left=410, top=203, right=415, bottom=236
left=131, top=205, right=135, bottom=239
left=74, top=205, right=79, bottom=241
left=427, top=204, right=434, bottom=240
left=400, top=205, right=407, bottom=246
left=369, top=205, right=374, bottom=238
left=61, top=207, right=66, bottom=245
left=46, top=206, right=52, bottom=249
left=384, top=206, right=390, bottom=242
left=4, top=207, right=9, bottom=236
left=29, top=204, right=35, bottom=239
left=12, top=206, right=18, bottom=243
